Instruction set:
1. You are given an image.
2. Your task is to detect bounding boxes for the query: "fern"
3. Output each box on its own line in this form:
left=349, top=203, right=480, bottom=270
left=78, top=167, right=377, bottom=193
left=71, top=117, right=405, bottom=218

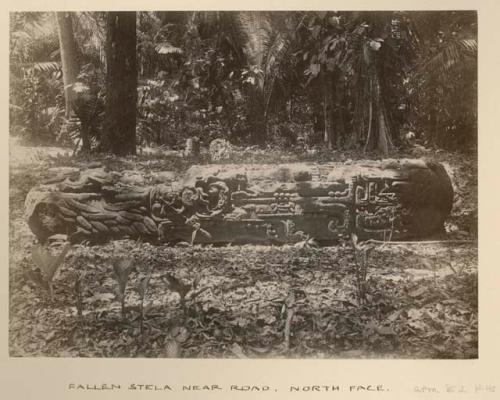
left=263, top=33, right=291, bottom=118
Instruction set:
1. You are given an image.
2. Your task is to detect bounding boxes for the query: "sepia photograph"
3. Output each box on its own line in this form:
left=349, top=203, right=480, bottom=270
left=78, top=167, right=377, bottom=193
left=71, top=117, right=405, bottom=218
left=9, top=10, right=478, bottom=360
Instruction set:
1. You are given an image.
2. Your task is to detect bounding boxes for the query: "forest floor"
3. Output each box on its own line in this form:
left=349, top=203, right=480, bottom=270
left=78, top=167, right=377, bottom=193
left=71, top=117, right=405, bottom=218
left=8, top=139, right=478, bottom=359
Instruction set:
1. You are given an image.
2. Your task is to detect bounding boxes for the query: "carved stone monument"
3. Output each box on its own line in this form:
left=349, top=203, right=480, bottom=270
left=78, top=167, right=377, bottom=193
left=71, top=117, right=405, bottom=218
left=25, top=159, right=453, bottom=245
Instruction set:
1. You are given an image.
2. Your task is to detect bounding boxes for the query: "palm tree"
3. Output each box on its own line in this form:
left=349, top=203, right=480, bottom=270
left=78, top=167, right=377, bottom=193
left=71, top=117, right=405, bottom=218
left=349, top=13, right=396, bottom=155
left=10, top=12, right=61, bottom=73
left=56, top=12, right=79, bottom=119
left=407, top=11, right=477, bottom=148
left=9, top=12, right=64, bottom=143
left=236, top=11, right=297, bottom=143
left=245, top=11, right=399, bottom=153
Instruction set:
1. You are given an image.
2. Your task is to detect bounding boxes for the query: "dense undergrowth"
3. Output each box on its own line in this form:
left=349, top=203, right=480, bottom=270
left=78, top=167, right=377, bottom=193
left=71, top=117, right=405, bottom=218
left=9, top=143, right=477, bottom=358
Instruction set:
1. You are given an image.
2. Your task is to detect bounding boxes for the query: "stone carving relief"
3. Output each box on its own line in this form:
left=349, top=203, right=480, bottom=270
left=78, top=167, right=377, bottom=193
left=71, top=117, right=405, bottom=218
left=25, top=160, right=453, bottom=245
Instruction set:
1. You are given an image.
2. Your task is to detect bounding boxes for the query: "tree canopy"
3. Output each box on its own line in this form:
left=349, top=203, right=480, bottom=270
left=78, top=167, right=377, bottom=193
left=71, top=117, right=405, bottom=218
left=9, top=11, right=477, bottom=155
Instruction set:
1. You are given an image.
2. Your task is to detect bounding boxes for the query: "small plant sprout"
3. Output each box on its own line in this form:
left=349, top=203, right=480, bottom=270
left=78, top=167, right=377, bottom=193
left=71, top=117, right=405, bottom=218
left=351, top=233, right=372, bottom=306
left=137, top=265, right=153, bottom=334
left=28, top=242, right=71, bottom=301
left=112, top=258, right=135, bottom=321
left=163, top=273, right=209, bottom=313
left=164, top=325, right=189, bottom=358
left=282, top=288, right=296, bottom=351
left=163, top=273, right=191, bottom=310
left=73, top=270, right=85, bottom=326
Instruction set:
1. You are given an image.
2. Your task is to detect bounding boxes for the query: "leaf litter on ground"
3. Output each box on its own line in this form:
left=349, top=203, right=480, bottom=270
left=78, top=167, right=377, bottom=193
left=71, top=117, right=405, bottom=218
left=9, top=146, right=477, bottom=358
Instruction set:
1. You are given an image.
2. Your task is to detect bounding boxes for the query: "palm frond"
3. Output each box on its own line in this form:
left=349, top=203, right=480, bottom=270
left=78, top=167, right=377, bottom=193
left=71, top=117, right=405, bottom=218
left=238, top=11, right=272, bottom=70
left=155, top=42, right=183, bottom=55
left=73, top=12, right=106, bottom=65
left=457, top=38, right=477, bottom=54
left=415, top=37, right=477, bottom=81
left=32, top=61, right=61, bottom=74
left=262, top=32, right=291, bottom=118
left=236, top=11, right=296, bottom=117
left=10, top=12, right=59, bottom=66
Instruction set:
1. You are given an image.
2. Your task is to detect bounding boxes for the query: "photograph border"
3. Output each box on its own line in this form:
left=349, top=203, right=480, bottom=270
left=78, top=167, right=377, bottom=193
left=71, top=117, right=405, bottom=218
left=2, top=0, right=498, bottom=399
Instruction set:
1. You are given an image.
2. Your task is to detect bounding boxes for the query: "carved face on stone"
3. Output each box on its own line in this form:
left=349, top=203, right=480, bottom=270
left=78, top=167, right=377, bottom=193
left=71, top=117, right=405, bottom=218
left=181, top=188, right=197, bottom=207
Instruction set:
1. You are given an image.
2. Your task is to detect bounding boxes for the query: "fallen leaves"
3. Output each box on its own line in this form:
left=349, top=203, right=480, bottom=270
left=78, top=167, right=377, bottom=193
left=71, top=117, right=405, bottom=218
left=9, top=240, right=478, bottom=358
left=9, top=147, right=478, bottom=359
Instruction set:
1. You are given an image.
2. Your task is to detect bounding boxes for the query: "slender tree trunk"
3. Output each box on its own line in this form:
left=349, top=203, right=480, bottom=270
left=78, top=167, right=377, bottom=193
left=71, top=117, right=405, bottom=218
left=103, top=12, right=137, bottom=155
left=80, top=124, right=91, bottom=153
left=56, top=12, right=79, bottom=119
left=364, top=89, right=373, bottom=153
left=312, top=106, right=324, bottom=145
left=351, top=75, right=364, bottom=148
left=334, top=75, right=346, bottom=147
left=322, top=72, right=335, bottom=149
left=377, top=105, right=392, bottom=155
left=428, top=84, right=440, bottom=145
left=248, top=90, right=266, bottom=145
left=373, top=75, right=393, bottom=156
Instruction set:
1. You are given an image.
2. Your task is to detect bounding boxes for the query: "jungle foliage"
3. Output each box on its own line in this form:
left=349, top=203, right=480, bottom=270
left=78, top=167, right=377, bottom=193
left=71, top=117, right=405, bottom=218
left=9, top=11, right=477, bottom=154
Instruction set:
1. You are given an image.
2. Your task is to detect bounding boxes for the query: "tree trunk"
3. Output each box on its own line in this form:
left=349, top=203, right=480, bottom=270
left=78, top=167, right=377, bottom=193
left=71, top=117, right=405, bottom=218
left=428, top=84, right=440, bottom=145
left=362, top=71, right=393, bottom=156
left=363, top=84, right=374, bottom=153
left=103, top=12, right=137, bottom=156
left=248, top=89, right=266, bottom=145
left=373, top=76, right=393, bottom=156
left=377, top=104, right=392, bottom=156
left=55, top=12, right=79, bottom=119
left=322, top=72, right=335, bottom=149
left=334, top=75, right=346, bottom=146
